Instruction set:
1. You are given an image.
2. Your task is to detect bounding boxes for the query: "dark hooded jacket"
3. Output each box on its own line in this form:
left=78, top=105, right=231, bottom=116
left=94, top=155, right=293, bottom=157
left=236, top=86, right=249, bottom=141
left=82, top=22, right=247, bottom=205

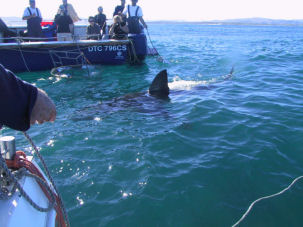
left=0, top=64, right=37, bottom=131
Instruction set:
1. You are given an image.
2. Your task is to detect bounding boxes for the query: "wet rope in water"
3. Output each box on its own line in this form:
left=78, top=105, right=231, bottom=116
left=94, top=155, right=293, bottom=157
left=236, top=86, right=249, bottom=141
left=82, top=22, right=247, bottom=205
left=76, top=42, right=91, bottom=76
left=232, top=175, right=303, bottom=227
left=23, top=131, right=70, bottom=227
left=128, top=39, right=140, bottom=64
left=146, top=28, right=165, bottom=63
left=17, top=42, right=31, bottom=73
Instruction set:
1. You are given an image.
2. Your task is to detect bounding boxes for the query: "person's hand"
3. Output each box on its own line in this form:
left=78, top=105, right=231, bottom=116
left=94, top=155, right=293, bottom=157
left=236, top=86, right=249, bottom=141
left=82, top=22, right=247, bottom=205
left=32, top=13, right=37, bottom=18
left=30, top=88, right=56, bottom=125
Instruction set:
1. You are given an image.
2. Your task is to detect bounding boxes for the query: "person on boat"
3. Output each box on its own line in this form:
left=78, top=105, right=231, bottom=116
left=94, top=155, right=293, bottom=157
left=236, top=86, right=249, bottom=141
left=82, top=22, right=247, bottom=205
left=60, top=0, right=81, bottom=23
left=0, top=64, right=56, bottom=131
left=94, top=7, right=107, bottom=35
left=54, top=5, right=73, bottom=41
left=122, top=0, right=147, bottom=34
left=22, top=0, right=43, bottom=39
left=86, top=17, right=101, bottom=40
left=59, top=0, right=80, bottom=36
left=113, top=0, right=126, bottom=16
left=109, top=15, right=129, bottom=40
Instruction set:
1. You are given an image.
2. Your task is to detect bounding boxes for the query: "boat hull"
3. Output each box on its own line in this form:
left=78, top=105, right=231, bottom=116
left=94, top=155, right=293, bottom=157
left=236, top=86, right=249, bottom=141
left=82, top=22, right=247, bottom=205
left=0, top=36, right=147, bottom=73
left=0, top=158, right=57, bottom=227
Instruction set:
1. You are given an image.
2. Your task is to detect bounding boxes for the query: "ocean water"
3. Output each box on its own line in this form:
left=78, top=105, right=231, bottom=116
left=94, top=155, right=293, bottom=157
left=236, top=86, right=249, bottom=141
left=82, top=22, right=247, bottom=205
left=2, top=23, right=303, bottom=226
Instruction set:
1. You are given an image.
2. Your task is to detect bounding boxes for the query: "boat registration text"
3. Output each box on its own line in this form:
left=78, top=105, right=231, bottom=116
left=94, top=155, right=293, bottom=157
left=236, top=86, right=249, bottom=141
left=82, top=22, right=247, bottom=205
left=88, top=45, right=127, bottom=52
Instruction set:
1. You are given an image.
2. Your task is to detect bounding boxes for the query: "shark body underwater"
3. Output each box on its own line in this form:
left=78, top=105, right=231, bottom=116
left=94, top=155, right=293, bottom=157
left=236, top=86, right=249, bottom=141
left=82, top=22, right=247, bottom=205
left=72, top=68, right=234, bottom=121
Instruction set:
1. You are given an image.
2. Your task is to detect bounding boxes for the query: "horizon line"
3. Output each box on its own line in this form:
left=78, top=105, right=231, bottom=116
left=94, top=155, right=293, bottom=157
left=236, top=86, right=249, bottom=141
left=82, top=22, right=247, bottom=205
left=2, top=16, right=303, bottom=23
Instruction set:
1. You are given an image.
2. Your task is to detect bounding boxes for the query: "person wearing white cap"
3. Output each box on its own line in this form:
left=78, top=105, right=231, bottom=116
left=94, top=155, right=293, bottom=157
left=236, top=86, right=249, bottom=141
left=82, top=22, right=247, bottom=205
left=22, top=0, right=43, bottom=38
left=94, top=6, right=107, bottom=34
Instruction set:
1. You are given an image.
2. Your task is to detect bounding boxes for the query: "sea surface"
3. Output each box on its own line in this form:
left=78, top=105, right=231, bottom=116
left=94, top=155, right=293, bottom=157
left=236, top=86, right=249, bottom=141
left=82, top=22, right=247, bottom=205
left=2, top=23, right=303, bottom=226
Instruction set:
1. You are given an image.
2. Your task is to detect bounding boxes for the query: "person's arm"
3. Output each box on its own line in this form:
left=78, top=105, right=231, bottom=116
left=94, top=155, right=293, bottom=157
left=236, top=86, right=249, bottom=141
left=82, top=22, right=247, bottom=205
left=137, top=7, right=147, bottom=29
left=30, top=88, right=56, bottom=125
left=104, top=15, right=107, bottom=27
left=139, top=17, right=147, bottom=28
left=22, top=8, right=35, bottom=20
left=0, top=65, right=56, bottom=131
left=86, top=26, right=90, bottom=35
left=122, top=6, right=128, bottom=16
left=54, top=14, right=60, bottom=24
left=109, top=25, right=114, bottom=37
left=38, top=8, right=42, bottom=20
left=97, top=25, right=101, bottom=34
left=86, top=26, right=93, bottom=39
left=113, top=7, right=117, bottom=17
left=68, top=15, right=73, bottom=25
left=23, top=15, right=35, bottom=20
left=121, top=24, right=129, bottom=33
left=68, top=4, right=80, bottom=22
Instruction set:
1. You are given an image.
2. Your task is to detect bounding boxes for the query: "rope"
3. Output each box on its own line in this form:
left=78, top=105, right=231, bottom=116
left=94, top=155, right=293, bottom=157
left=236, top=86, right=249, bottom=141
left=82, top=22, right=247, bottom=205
left=23, top=131, right=70, bottom=227
left=80, top=51, right=92, bottom=65
left=232, top=175, right=303, bottom=227
left=75, top=41, right=91, bottom=76
left=50, top=64, right=83, bottom=77
left=0, top=155, right=55, bottom=212
left=17, top=42, right=31, bottom=73
left=80, top=51, right=92, bottom=77
left=146, top=28, right=165, bottom=63
left=128, top=38, right=140, bottom=64
left=0, top=167, right=22, bottom=200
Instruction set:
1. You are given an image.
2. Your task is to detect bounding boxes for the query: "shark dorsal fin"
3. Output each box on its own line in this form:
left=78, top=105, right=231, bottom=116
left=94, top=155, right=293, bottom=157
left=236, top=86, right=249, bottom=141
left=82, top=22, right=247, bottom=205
left=149, top=70, right=170, bottom=97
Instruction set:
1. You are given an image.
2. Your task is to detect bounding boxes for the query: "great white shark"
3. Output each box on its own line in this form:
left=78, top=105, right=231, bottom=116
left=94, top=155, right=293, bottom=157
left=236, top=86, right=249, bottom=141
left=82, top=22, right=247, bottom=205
left=148, top=68, right=233, bottom=97
left=71, top=68, right=234, bottom=121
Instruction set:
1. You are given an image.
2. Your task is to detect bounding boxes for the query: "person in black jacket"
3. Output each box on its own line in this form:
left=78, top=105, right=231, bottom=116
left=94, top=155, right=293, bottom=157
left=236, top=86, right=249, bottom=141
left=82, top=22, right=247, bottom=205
left=94, top=7, right=107, bottom=35
left=113, top=0, right=125, bottom=16
left=54, top=5, right=73, bottom=41
left=0, top=64, right=56, bottom=131
left=86, top=17, right=101, bottom=40
left=109, top=15, right=129, bottom=40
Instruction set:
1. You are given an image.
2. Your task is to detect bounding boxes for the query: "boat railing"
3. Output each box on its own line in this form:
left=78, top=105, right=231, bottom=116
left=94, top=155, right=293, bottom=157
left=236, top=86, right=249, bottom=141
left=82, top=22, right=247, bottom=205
left=0, top=34, right=115, bottom=44
left=0, top=35, right=96, bottom=43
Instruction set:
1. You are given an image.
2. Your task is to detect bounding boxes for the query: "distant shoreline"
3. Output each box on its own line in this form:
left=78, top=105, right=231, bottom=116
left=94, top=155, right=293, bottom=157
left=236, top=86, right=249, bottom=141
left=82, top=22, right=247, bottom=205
left=147, top=21, right=303, bottom=27
left=147, top=18, right=303, bottom=26
left=3, top=17, right=303, bottom=27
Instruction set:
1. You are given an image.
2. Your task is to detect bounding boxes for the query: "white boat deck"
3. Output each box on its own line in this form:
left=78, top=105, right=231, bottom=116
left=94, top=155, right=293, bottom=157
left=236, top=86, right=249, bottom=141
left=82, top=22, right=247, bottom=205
left=0, top=157, right=57, bottom=227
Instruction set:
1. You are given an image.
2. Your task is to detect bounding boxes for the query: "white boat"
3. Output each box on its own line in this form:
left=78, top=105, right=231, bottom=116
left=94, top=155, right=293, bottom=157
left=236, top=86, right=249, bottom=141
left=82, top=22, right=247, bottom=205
left=0, top=135, right=69, bottom=227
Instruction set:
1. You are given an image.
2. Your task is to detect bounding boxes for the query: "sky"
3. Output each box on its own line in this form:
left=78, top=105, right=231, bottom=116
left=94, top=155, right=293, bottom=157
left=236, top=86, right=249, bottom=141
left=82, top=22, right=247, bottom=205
left=1, top=0, right=303, bottom=21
